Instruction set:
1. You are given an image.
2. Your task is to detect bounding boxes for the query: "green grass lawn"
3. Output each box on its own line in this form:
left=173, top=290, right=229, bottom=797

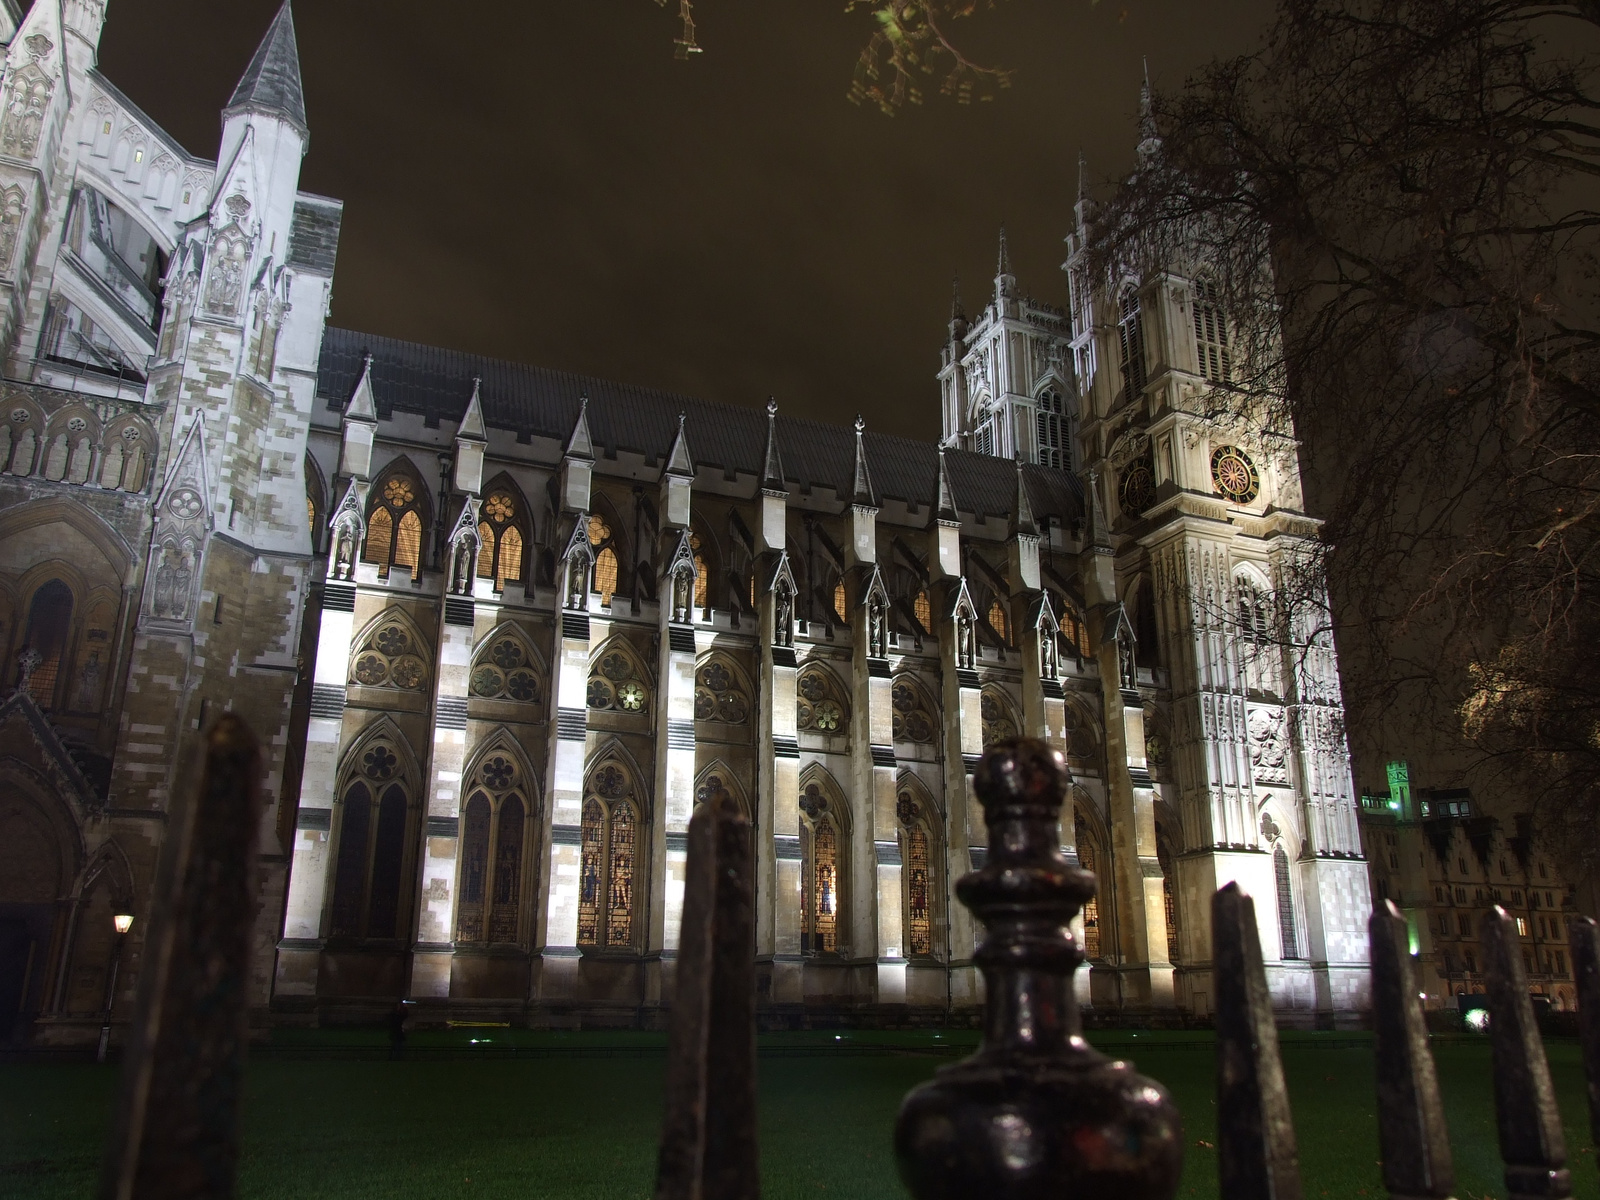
left=2, top=1030, right=1596, bottom=1199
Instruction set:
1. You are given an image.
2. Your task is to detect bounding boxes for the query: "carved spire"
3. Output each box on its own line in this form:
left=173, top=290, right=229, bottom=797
left=951, top=273, right=965, bottom=324
left=995, top=225, right=1015, bottom=299
left=1137, top=58, right=1162, bottom=164
left=935, top=449, right=960, bottom=526
left=761, top=398, right=786, bottom=493
left=457, top=377, right=486, bottom=442
left=664, top=412, right=695, bottom=478
left=565, top=397, right=595, bottom=461
left=851, top=415, right=876, bottom=507
left=1075, top=151, right=1093, bottom=230
left=345, top=353, right=377, bottom=423
left=1011, top=462, right=1037, bottom=539
left=225, top=2, right=307, bottom=139
left=1085, top=469, right=1111, bottom=553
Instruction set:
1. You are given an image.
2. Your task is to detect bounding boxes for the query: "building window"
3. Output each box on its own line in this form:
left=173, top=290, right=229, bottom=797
left=350, top=613, right=429, bottom=692
left=1118, top=289, right=1147, bottom=397
left=913, top=590, right=932, bottom=632
left=890, top=677, right=936, bottom=743
left=1075, top=812, right=1101, bottom=959
left=1238, top=584, right=1271, bottom=644
left=897, top=789, right=935, bottom=958
left=832, top=578, right=847, bottom=624
left=586, top=643, right=651, bottom=716
left=1192, top=278, right=1231, bottom=382
left=1459, top=913, right=1473, bottom=936
left=475, top=488, right=525, bottom=591
left=986, top=598, right=1009, bottom=644
left=980, top=687, right=1018, bottom=747
left=796, top=664, right=850, bottom=734
left=455, top=750, right=530, bottom=944
left=364, top=470, right=426, bottom=581
left=330, top=741, right=411, bottom=940
left=1035, top=389, right=1068, bottom=469
left=975, top=420, right=995, bottom=458
left=692, top=532, right=709, bottom=611
left=577, top=762, right=638, bottom=949
left=799, top=781, right=844, bottom=954
left=19, top=578, right=73, bottom=708
left=1274, top=843, right=1300, bottom=959
left=1517, top=917, right=1529, bottom=937
left=468, top=627, right=544, bottom=705
left=589, top=514, right=619, bottom=605
left=694, top=657, right=751, bottom=724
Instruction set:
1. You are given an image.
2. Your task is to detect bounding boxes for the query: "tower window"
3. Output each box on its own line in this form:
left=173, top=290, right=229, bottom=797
left=1193, top=278, right=1231, bottom=382
left=1035, top=389, right=1068, bottom=470
left=1118, top=290, right=1147, bottom=397
left=975, top=420, right=995, bottom=458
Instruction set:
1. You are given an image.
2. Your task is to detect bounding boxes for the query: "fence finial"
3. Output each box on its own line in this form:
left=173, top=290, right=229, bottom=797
left=1482, top=906, right=1571, bottom=1199
left=1370, top=900, right=1455, bottom=1198
left=894, top=737, right=1183, bottom=1199
left=98, top=715, right=262, bottom=1200
left=1213, top=881, right=1303, bottom=1200
left=653, top=781, right=759, bottom=1200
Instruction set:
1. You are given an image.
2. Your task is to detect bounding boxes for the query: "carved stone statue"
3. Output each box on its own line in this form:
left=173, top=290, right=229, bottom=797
left=956, top=613, right=975, bottom=670
left=773, top=584, right=792, bottom=647
left=75, top=652, right=101, bottom=711
left=868, top=597, right=887, bottom=658
left=1040, top=624, right=1059, bottom=681
left=450, top=536, right=474, bottom=595
left=672, top=567, right=693, bottom=624
left=1119, top=630, right=1138, bottom=690
left=566, top=553, right=589, bottom=610
left=331, top=523, right=356, bottom=581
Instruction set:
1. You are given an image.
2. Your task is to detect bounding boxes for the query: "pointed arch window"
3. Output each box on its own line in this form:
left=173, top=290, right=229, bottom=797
left=891, top=676, right=936, bottom=743
left=913, top=590, right=932, bottom=632
left=589, top=514, right=619, bottom=606
left=980, top=687, right=1018, bottom=747
left=587, top=642, right=651, bottom=716
left=365, top=471, right=427, bottom=581
left=691, top=533, right=709, bottom=611
left=1274, top=842, right=1301, bottom=959
left=1237, top=581, right=1272, bottom=645
left=350, top=613, right=429, bottom=692
left=985, top=598, right=1009, bottom=644
left=1192, top=278, right=1231, bottom=383
left=1157, top=832, right=1180, bottom=963
left=578, top=762, right=639, bottom=949
left=896, top=788, right=937, bottom=958
left=469, top=627, right=544, bottom=705
left=331, top=740, right=412, bottom=940
left=694, top=657, right=751, bottom=724
left=19, top=579, right=73, bottom=708
left=796, top=664, right=850, bottom=734
left=1035, top=389, right=1068, bottom=470
left=799, top=781, right=845, bottom=954
left=1118, top=288, right=1147, bottom=397
left=1075, top=811, right=1102, bottom=959
left=475, top=488, right=526, bottom=591
left=832, top=579, right=847, bottom=624
left=456, top=749, right=531, bottom=944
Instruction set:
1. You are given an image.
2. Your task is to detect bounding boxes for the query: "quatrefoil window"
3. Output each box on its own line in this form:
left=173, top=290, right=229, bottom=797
left=694, top=660, right=750, bottom=724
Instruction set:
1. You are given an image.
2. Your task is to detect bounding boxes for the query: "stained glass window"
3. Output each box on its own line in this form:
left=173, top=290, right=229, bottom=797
left=477, top=521, right=495, bottom=578
left=913, top=590, right=932, bottom=632
left=476, top=489, right=525, bottom=590
left=499, top=527, right=523, bottom=590
left=693, top=535, right=709, bottom=610
left=21, top=579, right=71, bottom=707
left=986, top=599, right=1008, bottom=643
left=365, top=506, right=393, bottom=568
left=578, top=770, right=638, bottom=950
left=832, top=579, right=847, bottom=624
left=811, top=819, right=838, bottom=953
left=595, top=546, right=618, bottom=605
left=608, top=804, right=636, bottom=945
left=367, top=784, right=408, bottom=937
left=1075, top=813, right=1101, bottom=959
left=1163, top=873, right=1179, bottom=961
left=1274, top=844, right=1299, bottom=959
left=906, top=827, right=931, bottom=957
left=489, top=795, right=524, bottom=943
left=577, top=799, right=604, bottom=945
left=330, top=781, right=371, bottom=937
left=457, top=794, right=490, bottom=942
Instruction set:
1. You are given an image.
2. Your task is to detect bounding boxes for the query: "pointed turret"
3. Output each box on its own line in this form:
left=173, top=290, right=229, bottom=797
left=1137, top=59, right=1162, bottom=164
left=761, top=398, right=786, bottom=493
left=995, top=225, right=1016, bottom=300
left=559, top=398, right=594, bottom=513
left=851, top=415, right=876, bottom=507
left=1075, top=151, right=1093, bottom=231
left=339, top=353, right=378, bottom=480
left=345, top=353, right=377, bottom=422
left=225, top=2, right=307, bottom=139
left=458, top=377, right=486, bottom=442
left=664, top=412, right=695, bottom=478
left=1011, top=463, right=1038, bottom=539
left=935, top=449, right=960, bottom=526
left=454, top=378, right=487, bottom=494
left=565, top=397, right=595, bottom=461
left=1085, top=469, right=1112, bottom=553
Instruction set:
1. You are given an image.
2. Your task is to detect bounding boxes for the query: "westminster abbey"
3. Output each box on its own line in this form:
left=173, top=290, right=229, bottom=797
left=0, top=3, right=1371, bottom=1041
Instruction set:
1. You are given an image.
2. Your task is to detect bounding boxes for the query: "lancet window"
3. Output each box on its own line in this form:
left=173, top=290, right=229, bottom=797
left=364, top=465, right=427, bottom=581
left=1192, top=278, right=1231, bottom=383
left=1118, top=288, right=1147, bottom=397
left=18, top=579, right=72, bottom=708
left=331, top=736, right=413, bottom=940
left=469, top=626, right=544, bottom=705
left=577, top=761, right=639, bottom=949
left=1274, top=842, right=1301, bottom=960
left=891, top=675, right=936, bottom=744
left=796, top=663, right=850, bottom=734
left=475, top=487, right=526, bottom=591
left=1074, top=810, right=1102, bottom=959
left=985, top=598, right=1009, bottom=644
left=455, top=747, right=532, bottom=944
left=896, top=786, right=937, bottom=959
left=1036, top=389, right=1069, bottom=470
left=799, top=780, right=845, bottom=955
left=1157, top=828, right=1180, bottom=963
left=586, top=641, right=651, bottom=716
left=589, top=513, right=620, bottom=606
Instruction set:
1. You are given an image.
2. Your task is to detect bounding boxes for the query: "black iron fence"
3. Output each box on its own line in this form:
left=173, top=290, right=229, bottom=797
left=93, top=724, right=1600, bottom=1200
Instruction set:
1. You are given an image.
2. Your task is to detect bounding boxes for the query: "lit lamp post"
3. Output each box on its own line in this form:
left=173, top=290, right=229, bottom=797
left=96, top=912, right=134, bottom=1063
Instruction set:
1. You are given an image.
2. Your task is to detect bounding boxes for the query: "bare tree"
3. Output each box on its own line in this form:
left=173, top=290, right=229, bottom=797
left=1084, top=0, right=1600, bottom=882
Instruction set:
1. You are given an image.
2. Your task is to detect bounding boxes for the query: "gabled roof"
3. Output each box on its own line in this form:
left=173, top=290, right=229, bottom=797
left=315, top=327, right=1084, bottom=528
left=225, top=2, right=307, bottom=137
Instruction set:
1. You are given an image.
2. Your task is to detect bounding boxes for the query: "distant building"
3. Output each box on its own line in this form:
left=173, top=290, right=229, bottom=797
left=0, top=3, right=1370, bottom=1040
left=1357, top=763, right=1577, bottom=1009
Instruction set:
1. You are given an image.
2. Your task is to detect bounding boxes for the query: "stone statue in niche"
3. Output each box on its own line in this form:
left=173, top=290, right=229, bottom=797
left=1119, top=629, right=1138, bottom=690
left=1040, top=623, right=1059, bottom=680
left=0, top=66, right=51, bottom=160
left=565, top=552, right=589, bottom=611
left=773, top=584, right=792, bottom=647
left=153, top=542, right=193, bottom=620
left=956, top=612, right=975, bottom=670
left=0, top=186, right=24, bottom=273
left=671, top=566, right=693, bottom=624
left=449, top=535, right=475, bottom=596
left=330, top=522, right=356, bottom=581
left=868, top=595, right=887, bottom=658
left=205, top=227, right=247, bottom=317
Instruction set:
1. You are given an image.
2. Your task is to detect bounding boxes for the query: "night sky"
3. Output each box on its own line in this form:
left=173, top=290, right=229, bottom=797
left=98, top=0, right=1270, bottom=440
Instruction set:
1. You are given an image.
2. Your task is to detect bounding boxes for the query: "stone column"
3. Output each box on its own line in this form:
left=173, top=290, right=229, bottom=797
left=850, top=567, right=901, bottom=1001
left=757, top=553, right=802, bottom=1002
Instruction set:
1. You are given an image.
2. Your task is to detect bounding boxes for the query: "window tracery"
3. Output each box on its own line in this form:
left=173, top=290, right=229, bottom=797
left=980, top=687, right=1018, bottom=747
left=1118, top=288, right=1147, bottom=397
left=1074, top=810, right=1102, bottom=959
left=589, top=513, right=620, bottom=606
left=799, top=780, right=844, bottom=954
left=694, top=657, right=751, bottom=724
left=896, top=787, right=936, bottom=958
left=796, top=663, right=849, bottom=734
left=350, top=612, right=429, bottom=692
left=456, top=747, right=531, bottom=944
left=1192, top=278, right=1231, bottom=383
left=578, top=760, right=639, bottom=949
left=331, top=735, right=412, bottom=940
left=891, top=675, right=936, bottom=743
left=1035, top=389, right=1069, bottom=470
left=586, top=641, right=650, bottom=716
left=364, top=466, right=427, bottom=581
left=985, top=598, right=1009, bottom=644
left=1274, top=841, right=1300, bottom=960
left=474, top=487, right=525, bottom=591
left=468, top=626, right=544, bottom=705
left=1062, top=700, right=1099, bottom=770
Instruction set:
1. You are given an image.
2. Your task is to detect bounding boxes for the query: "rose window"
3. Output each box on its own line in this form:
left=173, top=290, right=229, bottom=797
left=482, top=756, right=516, bottom=790
left=796, top=667, right=849, bottom=734
left=470, top=634, right=541, bottom=703
left=383, top=478, right=415, bottom=506
left=349, top=619, right=428, bottom=692
left=617, top=681, right=647, bottom=711
left=586, top=646, right=650, bottom=715
left=694, top=660, right=750, bottom=725
left=362, top=745, right=397, bottom=780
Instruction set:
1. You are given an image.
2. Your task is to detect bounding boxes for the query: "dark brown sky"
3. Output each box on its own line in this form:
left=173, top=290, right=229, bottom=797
left=98, top=0, right=1271, bottom=440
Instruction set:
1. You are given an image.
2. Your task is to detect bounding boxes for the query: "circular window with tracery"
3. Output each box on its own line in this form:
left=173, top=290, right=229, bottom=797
left=1118, top=457, right=1155, bottom=516
left=1210, top=445, right=1260, bottom=503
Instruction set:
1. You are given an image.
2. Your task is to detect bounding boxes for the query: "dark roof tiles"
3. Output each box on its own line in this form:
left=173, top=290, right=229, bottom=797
left=225, top=2, right=307, bottom=136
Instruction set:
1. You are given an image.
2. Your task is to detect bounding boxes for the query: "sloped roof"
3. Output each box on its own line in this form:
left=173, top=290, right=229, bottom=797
left=315, top=327, right=1083, bottom=527
left=225, top=2, right=306, bottom=136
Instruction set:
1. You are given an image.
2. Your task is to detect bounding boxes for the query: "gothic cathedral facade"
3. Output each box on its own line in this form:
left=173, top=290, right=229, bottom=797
left=0, top=3, right=1369, bottom=1042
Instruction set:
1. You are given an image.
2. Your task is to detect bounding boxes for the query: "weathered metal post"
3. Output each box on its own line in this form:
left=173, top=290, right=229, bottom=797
left=1370, top=900, right=1455, bottom=1199
left=1481, top=905, right=1571, bottom=1200
left=894, top=738, right=1183, bottom=1199
left=1213, top=881, right=1302, bottom=1200
left=1569, top=916, right=1600, bottom=1165
left=98, top=716, right=262, bottom=1200
left=653, top=782, right=759, bottom=1200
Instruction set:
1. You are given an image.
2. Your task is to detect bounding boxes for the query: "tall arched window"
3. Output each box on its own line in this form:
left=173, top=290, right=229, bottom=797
left=896, top=786, right=937, bottom=959
left=1274, top=842, right=1300, bottom=960
left=913, top=589, right=932, bottom=632
left=455, top=747, right=532, bottom=944
left=1238, top=582, right=1272, bottom=645
left=1035, top=389, right=1068, bottom=470
left=1193, top=278, right=1231, bottom=382
left=365, top=467, right=427, bottom=581
left=975, top=419, right=996, bottom=458
left=691, top=533, right=709, bottom=611
left=1075, top=811, right=1102, bottom=959
left=1157, top=830, right=1180, bottom=963
left=799, top=780, right=845, bottom=955
left=589, top=514, right=619, bottom=606
left=1118, top=288, right=1147, bottom=397
left=986, top=598, right=1009, bottom=644
left=330, top=737, right=412, bottom=940
left=20, top=579, right=73, bottom=708
left=577, top=761, right=639, bottom=949
left=476, top=488, right=525, bottom=591
left=832, top=578, right=847, bottom=624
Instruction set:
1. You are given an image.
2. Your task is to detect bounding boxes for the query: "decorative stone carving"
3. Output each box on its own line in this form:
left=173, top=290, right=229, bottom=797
left=0, top=185, right=25, bottom=272
left=1248, top=706, right=1289, bottom=785
left=205, top=225, right=248, bottom=317
left=0, top=64, right=52, bottom=159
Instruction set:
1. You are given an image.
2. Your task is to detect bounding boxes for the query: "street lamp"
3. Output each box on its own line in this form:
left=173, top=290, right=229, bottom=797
left=97, top=912, right=134, bottom=1063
